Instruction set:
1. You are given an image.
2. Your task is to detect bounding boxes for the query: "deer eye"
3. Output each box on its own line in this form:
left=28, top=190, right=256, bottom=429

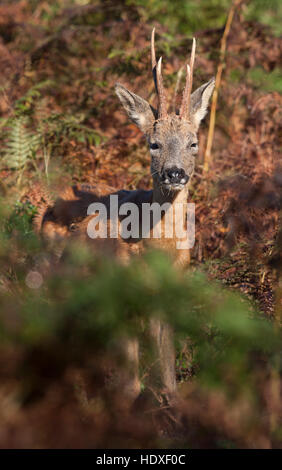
left=150, top=142, right=160, bottom=150
left=191, top=143, right=198, bottom=148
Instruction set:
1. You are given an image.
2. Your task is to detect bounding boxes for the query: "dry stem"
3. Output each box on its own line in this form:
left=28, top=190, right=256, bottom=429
left=203, top=0, right=243, bottom=172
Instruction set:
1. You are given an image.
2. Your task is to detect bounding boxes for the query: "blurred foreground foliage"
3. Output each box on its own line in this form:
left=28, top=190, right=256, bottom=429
left=0, top=198, right=282, bottom=448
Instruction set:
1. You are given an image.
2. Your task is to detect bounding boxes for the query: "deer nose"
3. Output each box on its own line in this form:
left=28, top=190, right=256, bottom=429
left=162, top=167, right=189, bottom=185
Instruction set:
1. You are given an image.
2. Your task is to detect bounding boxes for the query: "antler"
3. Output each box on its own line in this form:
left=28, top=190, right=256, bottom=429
left=151, top=28, right=168, bottom=119
left=179, top=37, right=196, bottom=120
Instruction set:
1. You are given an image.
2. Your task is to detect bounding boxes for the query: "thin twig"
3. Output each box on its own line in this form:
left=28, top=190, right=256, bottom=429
left=203, top=0, right=243, bottom=173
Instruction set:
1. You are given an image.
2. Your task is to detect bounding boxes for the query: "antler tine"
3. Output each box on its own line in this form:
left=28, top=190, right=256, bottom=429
left=156, top=57, right=167, bottom=118
left=151, top=28, right=167, bottom=119
left=179, top=64, right=191, bottom=119
left=151, top=27, right=157, bottom=70
left=180, top=37, right=196, bottom=120
left=188, top=37, right=196, bottom=106
left=151, top=28, right=158, bottom=99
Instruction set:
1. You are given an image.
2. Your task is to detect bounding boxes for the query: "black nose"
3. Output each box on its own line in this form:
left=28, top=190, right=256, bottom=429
left=162, top=166, right=189, bottom=185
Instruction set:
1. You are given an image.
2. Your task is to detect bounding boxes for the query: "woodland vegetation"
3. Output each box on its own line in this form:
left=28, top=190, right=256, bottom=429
left=0, top=0, right=281, bottom=448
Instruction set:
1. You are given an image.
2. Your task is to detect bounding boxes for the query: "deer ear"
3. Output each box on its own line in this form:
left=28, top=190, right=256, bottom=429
left=115, top=83, right=156, bottom=133
left=191, top=78, right=215, bottom=130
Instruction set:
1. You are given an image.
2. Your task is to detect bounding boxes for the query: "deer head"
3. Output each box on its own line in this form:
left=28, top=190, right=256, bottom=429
left=115, top=29, right=215, bottom=192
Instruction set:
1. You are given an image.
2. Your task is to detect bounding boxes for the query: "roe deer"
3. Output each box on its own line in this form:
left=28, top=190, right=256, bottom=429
left=35, top=29, right=215, bottom=407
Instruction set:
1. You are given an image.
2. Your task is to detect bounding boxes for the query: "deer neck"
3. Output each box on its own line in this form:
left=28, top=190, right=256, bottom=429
left=151, top=182, right=189, bottom=242
left=152, top=183, right=189, bottom=213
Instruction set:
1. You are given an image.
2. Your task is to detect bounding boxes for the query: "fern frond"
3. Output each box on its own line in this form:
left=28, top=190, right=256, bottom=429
left=14, top=80, right=55, bottom=115
left=3, top=117, right=40, bottom=170
left=50, top=113, right=105, bottom=146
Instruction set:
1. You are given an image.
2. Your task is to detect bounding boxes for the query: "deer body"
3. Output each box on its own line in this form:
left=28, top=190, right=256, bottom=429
left=36, top=30, right=214, bottom=406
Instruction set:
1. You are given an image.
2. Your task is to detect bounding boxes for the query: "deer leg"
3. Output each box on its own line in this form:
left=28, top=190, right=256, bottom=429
left=147, top=317, right=176, bottom=396
left=120, top=336, right=141, bottom=403
left=107, top=336, right=141, bottom=409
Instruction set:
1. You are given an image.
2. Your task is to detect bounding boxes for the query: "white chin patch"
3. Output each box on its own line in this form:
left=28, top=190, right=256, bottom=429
left=163, top=183, right=185, bottom=191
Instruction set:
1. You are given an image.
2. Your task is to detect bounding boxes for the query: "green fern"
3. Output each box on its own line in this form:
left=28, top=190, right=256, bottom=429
left=4, top=117, right=40, bottom=170
left=14, top=80, right=55, bottom=115
left=41, top=112, right=105, bottom=146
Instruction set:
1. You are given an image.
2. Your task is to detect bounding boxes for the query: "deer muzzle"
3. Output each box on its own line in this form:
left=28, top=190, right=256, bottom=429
left=161, top=166, right=189, bottom=189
